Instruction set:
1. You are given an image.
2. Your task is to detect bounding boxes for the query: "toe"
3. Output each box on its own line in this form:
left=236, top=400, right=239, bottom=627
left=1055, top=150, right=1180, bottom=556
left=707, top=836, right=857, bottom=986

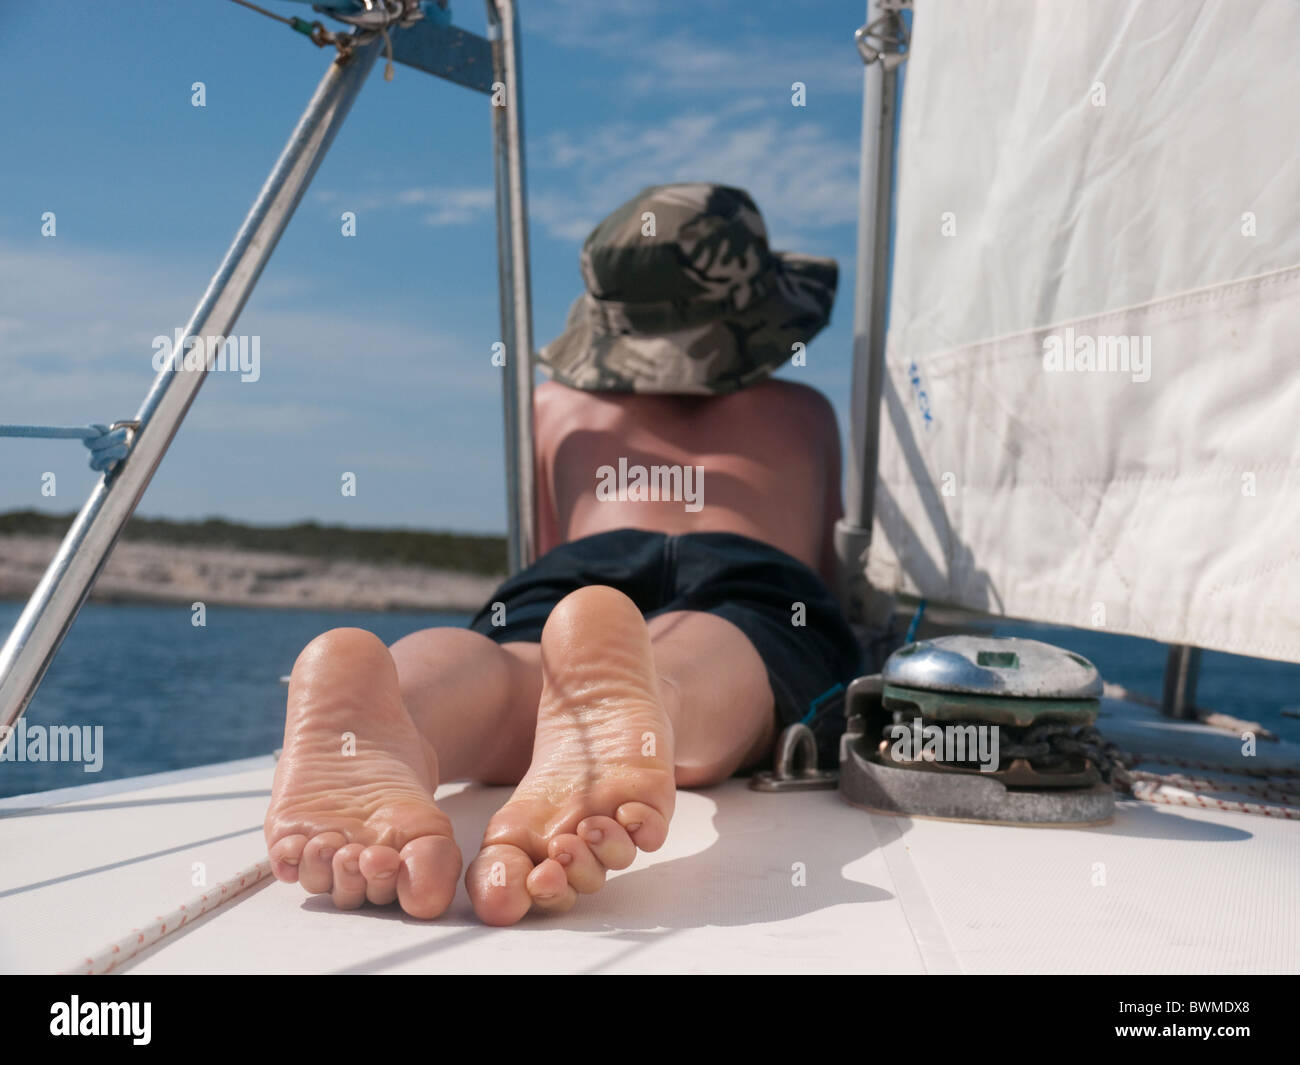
left=359, top=845, right=402, bottom=905
left=397, top=835, right=461, bottom=919
left=300, top=832, right=347, bottom=894
left=269, top=834, right=308, bottom=883
left=331, top=844, right=367, bottom=910
left=527, top=858, right=578, bottom=913
left=467, top=843, right=533, bottom=926
left=577, top=816, right=637, bottom=870
left=548, top=833, right=606, bottom=894
left=615, top=802, right=669, bottom=852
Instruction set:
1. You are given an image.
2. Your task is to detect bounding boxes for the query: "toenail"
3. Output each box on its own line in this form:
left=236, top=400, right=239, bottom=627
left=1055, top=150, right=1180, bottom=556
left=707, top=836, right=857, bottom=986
left=581, top=827, right=603, bottom=844
left=344, top=861, right=360, bottom=875
left=319, top=848, right=334, bottom=861
left=374, top=869, right=395, bottom=879
left=624, top=822, right=642, bottom=833
left=280, top=857, right=300, bottom=867
left=554, top=852, right=573, bottom=866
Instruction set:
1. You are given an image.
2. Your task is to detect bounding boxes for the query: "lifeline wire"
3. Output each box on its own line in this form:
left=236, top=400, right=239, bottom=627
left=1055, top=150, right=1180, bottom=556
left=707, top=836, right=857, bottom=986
left=224, top=0, right=354, bottom=56
left=224, top=0, right=397, bottom=75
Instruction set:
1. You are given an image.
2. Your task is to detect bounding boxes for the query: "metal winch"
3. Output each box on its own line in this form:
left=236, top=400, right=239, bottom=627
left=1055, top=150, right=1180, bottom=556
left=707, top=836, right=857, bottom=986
left=837, top=635, right=1116, bottom=825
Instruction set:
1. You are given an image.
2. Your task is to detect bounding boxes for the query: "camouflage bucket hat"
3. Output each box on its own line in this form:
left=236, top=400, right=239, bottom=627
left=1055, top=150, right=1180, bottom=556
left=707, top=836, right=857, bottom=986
left=537, top=183, right=838, bottom=395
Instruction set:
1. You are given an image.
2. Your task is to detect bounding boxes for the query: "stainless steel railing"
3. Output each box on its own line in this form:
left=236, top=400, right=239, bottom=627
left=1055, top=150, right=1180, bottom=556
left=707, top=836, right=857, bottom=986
left=834, top=0, right=908, bottom=625
left=487, top=0, right=537, bottom=575
left=1, top=5, right=537, bottom=745
left=0, top=38, right=384, bottom=743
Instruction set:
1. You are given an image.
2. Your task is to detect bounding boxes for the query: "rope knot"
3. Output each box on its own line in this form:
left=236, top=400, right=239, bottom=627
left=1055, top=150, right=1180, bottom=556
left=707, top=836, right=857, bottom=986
left=83, top=421, right=137, bottom=473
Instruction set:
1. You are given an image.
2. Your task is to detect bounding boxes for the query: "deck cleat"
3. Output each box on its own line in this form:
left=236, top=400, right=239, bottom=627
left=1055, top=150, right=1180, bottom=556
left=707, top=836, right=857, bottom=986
left=838, top=635, right=1117, bottom=825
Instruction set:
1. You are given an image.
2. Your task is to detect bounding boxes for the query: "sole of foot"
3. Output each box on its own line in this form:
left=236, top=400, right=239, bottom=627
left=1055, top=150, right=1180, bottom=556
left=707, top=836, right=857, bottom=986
left=264, top=628, right=462, bottom=919
left=465, top=587, right=677, bottom=925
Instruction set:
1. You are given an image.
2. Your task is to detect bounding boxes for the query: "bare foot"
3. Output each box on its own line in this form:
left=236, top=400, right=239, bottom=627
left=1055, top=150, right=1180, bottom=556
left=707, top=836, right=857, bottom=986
left=264, top=628, right=462, bottom=919
left=466, top=586, right=677, bottom=925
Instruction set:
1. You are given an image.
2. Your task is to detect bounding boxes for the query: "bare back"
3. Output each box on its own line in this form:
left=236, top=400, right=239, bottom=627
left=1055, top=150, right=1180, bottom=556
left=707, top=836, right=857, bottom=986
left=533, top=378, right=843, bottom=583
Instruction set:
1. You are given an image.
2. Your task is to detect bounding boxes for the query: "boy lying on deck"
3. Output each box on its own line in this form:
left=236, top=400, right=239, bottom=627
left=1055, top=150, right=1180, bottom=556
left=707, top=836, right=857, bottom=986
left=264, top=184, right=863, bottom=925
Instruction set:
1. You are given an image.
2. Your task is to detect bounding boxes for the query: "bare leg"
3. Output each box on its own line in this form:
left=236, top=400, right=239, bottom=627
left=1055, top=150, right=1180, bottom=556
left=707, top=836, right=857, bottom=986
left=645, top=609, right=775, bottom=784
left=387, top=627, right=542, bottom=783
left=465, top=585, right=775, bottom=925
left=385, top=610, right=773, bottom=786
left=265, top=590, right=775, bottom=922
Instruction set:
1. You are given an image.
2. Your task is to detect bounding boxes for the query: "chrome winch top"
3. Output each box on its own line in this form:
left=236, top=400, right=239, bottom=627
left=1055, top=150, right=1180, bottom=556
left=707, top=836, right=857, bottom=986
left=882, top=635, right=1102, bottom=700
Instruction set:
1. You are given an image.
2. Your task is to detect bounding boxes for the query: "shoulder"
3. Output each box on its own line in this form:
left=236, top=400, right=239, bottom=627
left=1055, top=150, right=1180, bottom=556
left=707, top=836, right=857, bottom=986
left=533, top=380, right=582, bottom=430
left=533, top=380, right=611, bottom=456
left=749, top=379, right=839, bottom=435
left=534, top=379, right=609, bottom=413
left=750, top=376, right=833, bottom=408
left=532, top=380, right=566, bottom=458
left=533, top=379, right=567, bottom=416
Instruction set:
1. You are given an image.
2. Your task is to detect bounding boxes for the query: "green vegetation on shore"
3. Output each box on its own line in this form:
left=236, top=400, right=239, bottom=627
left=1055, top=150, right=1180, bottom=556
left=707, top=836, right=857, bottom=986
left=0, top=510, right=507, bottom=576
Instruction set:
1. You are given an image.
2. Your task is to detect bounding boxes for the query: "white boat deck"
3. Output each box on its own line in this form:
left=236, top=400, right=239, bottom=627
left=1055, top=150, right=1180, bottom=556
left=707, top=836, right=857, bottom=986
left=2, top=698, right=1297, bottom=974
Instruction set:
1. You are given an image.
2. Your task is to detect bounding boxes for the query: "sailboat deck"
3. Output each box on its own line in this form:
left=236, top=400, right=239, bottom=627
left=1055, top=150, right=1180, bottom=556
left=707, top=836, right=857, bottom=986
left=2, top=697, right=1296, bottom=974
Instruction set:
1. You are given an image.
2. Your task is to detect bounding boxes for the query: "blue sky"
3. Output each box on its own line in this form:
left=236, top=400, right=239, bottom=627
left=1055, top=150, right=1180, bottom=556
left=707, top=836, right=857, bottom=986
left=0, top=0, right=865, bottom=535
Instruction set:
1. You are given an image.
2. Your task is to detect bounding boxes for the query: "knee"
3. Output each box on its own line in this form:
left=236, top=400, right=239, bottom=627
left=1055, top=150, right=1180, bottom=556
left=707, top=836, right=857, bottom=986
left=387, top=625, right=529, bottom=711
left=390, top=625, right=490, bottom=661
left=391, top=626, right=486, bottom=691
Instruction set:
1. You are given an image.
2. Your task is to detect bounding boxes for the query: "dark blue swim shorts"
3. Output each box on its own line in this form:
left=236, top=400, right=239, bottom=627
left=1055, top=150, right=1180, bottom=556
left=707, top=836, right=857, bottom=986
left=467, top=529, right=863, bottom=767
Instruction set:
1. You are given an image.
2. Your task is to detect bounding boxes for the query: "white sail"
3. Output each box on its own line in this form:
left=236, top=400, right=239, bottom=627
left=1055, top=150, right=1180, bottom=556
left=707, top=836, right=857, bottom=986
left=866, top=0, right=1300, bottom=662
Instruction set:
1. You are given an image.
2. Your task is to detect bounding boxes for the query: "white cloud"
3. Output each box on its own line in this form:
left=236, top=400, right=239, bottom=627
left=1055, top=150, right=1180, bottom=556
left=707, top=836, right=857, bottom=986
left=530, top=109, right=860, bottom=249
left=311, top=186, right=495, bottom=227
left=306, top=7, right=862, bottom=249
left=525, top=2, right=862, bottom=97
left=310, top=108, right=858, bottom=250
left=626, top=34, right=861, bottom=97
left=522, top=0, right=652, bottom=53
left=0, top=242, right=511, bottom=526
left=183, top=399, right=348, bottom=436
left=0, top=242, right=498, bottom=432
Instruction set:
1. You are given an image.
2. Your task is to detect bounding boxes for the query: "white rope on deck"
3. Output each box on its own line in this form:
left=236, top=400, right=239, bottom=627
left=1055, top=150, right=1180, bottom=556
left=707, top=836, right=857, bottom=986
left=62, top=859, right=273, bottom=974
left=1127, top=778, right=1300, bottom=820
left=1115, top=752, right=1300, bottom=820
left=1096, top=683, right=1300, bottom=818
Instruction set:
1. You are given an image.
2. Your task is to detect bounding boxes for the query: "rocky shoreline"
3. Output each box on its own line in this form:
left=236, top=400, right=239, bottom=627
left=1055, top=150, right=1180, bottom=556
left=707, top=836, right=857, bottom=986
left=0, top=535, right=501, bottom=613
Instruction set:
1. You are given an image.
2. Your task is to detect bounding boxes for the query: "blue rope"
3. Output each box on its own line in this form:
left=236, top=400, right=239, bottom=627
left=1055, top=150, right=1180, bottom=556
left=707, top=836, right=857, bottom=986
left=0, top=423, right=133, bottom=473
left=799, top=682, right=845, bottom=726
left=904, top=598, right=927, bottom=645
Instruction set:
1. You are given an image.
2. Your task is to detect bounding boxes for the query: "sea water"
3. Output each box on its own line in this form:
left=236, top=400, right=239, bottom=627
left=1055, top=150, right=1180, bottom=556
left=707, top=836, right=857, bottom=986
left=0, top=601, right=1296, bottom=799
left=0, top=602, right=469, bottom=798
